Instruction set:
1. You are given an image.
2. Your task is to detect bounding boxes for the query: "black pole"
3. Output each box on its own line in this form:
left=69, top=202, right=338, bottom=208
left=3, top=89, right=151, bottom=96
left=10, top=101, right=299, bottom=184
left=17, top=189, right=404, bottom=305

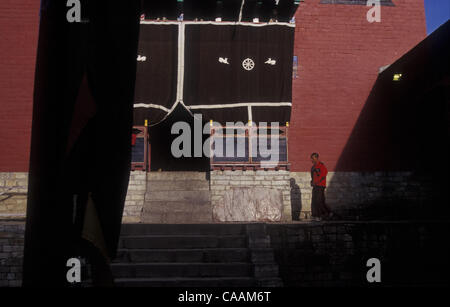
left=23, top=0, right=141, bottom=287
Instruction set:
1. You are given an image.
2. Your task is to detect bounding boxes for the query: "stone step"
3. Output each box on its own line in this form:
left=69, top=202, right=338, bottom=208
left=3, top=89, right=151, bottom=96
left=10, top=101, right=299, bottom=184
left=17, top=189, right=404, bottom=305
left=257, top=278, right=284, bottom=287
left=114, top=277, right=257, bottom=287
left=119, top=224, right=247, bottom=236
left=111, top=263, right=254, bottom=278
left=147, top=180, right=209, bottom=191
left=147, top=172, right=208, bottom=181
left=119, top=235, right=248, bottom=249
left=112, top=223, right=283, bottom=287
left=251, top=249, right=276, bottom=263
left=141, top=212, right=213, bottom=223
left=145, top=191, right=210, bottom=202
left=142, top=201, right=211, bottom=213
left=254, top=264, right=280, bottom=278
left=114, top=248, right=250, bottom=263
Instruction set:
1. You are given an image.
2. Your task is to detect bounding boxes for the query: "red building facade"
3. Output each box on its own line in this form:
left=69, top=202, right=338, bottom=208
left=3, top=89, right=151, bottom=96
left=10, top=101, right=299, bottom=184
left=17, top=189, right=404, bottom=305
left=0, top=0, right=427, bottom=172
left=289, top=0, right=426, bottom=172
left=0, top=1, right=432, bottom=222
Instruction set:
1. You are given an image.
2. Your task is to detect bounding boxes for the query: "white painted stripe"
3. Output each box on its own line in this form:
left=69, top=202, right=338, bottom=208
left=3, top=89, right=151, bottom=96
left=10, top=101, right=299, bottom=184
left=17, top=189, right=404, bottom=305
left=185, top=21, right=295, bottom=27
left=179, top=101, right=195, bottom=117
left=238, top=0, right=245, bottom=23
left=187, top=102, right=292, bottom=109
left=140, top=21, right=180, bottom=25
left=134, top=23, right=195, bottom=126
left=140, top=20, right=295, bottom=28
left=135, top=21, right=293, bottom=126
left=133, top=103, right=170, bottom=112
left=178, top=23, right=186, bottom=104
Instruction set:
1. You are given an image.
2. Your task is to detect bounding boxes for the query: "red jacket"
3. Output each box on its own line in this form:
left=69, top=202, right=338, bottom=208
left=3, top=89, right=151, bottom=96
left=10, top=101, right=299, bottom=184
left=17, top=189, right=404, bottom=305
left=311, top=161, right=328, bottom=187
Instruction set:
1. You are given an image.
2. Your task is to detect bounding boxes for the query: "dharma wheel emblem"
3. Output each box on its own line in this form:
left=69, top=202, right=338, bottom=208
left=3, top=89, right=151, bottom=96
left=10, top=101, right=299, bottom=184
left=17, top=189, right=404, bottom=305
left=242, top=58, right=255, bottom=71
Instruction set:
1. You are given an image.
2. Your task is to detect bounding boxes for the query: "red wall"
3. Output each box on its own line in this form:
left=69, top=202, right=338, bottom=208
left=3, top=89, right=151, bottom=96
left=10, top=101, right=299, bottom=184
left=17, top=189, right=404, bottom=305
left=289, top=0, right=426, bottom=172
left=0, top=1, right=426, bottom=172
left=0, top=0, right=40, bottom=172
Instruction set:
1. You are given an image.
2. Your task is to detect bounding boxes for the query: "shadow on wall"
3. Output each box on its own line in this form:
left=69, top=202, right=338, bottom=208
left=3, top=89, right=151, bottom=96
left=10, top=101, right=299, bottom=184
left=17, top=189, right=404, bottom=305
left=327, top=21, right=450, bottom=220
left=290, top=178, right=303, bottom=220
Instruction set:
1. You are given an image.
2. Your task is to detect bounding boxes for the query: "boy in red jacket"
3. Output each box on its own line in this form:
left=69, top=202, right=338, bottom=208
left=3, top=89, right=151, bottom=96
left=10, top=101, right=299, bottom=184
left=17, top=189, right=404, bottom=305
left=310, top=153, right=334, bottom=221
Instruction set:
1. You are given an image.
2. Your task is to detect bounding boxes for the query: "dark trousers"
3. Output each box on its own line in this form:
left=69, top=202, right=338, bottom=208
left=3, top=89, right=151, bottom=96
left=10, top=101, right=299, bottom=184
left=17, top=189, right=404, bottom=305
left=312, top=186, right=331, bottom=218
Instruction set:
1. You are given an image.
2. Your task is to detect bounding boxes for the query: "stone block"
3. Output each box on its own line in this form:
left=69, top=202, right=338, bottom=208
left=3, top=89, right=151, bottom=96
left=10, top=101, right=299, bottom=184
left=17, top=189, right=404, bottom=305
left=210, top=185, right=225, bottom=191
left=239, top=180, right=258, bottom=185
left=122, top=216, right=140, bottom=223
left=0, top=173, right=11, bottom=180
left=213, top=180, right=229, bottom=186
left=15, top=173, right=28, bottom=179
left=210, top=175, right=231, bottom=180
left=131, top=194, right=145, bottom=201
left=213, top=187, right=283, bottom=222
left=5, top=180, right=17, bottom=187
left=271, top=180, right=289, bottom=186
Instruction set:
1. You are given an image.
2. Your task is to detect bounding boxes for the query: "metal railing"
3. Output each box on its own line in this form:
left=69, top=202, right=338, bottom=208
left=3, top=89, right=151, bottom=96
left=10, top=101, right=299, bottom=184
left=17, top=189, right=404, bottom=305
left=210, top=125, right=289, bottom=170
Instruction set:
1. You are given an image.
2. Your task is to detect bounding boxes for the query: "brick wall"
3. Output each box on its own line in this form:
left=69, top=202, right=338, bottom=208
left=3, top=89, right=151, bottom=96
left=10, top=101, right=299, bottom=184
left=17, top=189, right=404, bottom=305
left=0, top=1, right=427, bottom=174
left=0, top=0, right=40, bottom=172
left=289, top=0, right=426, bottom=172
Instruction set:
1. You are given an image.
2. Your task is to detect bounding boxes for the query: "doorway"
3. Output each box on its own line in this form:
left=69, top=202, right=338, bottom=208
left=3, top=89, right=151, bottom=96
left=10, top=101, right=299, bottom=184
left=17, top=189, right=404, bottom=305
left=147, top=104, right=210, bottom=171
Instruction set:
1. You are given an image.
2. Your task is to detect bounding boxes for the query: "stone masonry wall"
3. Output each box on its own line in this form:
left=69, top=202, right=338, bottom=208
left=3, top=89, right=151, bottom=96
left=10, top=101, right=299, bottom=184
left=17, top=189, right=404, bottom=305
left=122, top=171, right=147, bottom=223
left=0, top=171, right=147, bottom=223
left=1, top=221, right=449, bottom=287
left=0, top=173, right=28, bottom=219
left=0, top=171, right=433, bottom=222
left=290, top=171, right=433, bottom=220
left=0, top=222, right=25, bottom=287
left=266, top=221, right=450, bottom=287
left=210, top=170, right=291, bottom=222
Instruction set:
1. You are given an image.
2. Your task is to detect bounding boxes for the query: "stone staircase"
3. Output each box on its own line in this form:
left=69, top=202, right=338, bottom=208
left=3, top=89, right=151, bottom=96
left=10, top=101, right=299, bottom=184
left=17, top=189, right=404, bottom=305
left=141, top=172, right=212, bottom=223
left=112, top=224, right=283, bottom=287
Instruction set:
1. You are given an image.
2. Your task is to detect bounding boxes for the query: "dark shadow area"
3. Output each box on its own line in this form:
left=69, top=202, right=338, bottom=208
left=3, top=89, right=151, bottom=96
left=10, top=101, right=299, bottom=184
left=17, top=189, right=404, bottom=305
left=328, top=21, right=450, bottom=220
left=290, top=178, right=302, bottom=220
left=148, top=104, right=210, bottom=171
left=267, top=222, right=450, bottom=287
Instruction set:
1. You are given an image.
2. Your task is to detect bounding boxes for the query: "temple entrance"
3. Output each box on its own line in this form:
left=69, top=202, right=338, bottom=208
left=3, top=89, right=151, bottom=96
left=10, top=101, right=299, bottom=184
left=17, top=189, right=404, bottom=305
left=148, top=104, right=210, bottom=172
left=129, top=18, right=296, bottom=224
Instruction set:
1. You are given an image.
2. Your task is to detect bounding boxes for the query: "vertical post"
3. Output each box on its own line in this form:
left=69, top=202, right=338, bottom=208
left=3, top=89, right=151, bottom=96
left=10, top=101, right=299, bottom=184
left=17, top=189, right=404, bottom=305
left=210, top=120, right=213, bottom=170
left=248, top=120, right=253, bottom=164
left=286, top=122, right=289, bottom=165
left=144, top=120, right=149, bottom=171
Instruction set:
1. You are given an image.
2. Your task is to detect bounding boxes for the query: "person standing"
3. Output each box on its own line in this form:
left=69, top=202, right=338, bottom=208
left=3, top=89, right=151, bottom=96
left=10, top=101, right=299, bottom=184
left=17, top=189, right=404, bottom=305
left=310, top=153, right=334, bottom=221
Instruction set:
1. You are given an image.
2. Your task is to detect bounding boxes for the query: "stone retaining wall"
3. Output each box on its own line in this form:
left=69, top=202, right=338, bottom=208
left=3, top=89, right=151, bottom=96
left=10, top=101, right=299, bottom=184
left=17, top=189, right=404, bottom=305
left=210, top=170, right=291, bottom=222
left=1, top=221, right=449, bottom=287
left=0, top=172, right=147, bottom=223
left=266, top=221, right=450, bottom=286
left=0, top=173, right=27, bottom=219
left=0, top=222, right=24, bottom=287
left=122, top=171, right=147, bottom=223
left=290, top=171, right=433, bottom=220
left=0, top=171, right=434, bottom=222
